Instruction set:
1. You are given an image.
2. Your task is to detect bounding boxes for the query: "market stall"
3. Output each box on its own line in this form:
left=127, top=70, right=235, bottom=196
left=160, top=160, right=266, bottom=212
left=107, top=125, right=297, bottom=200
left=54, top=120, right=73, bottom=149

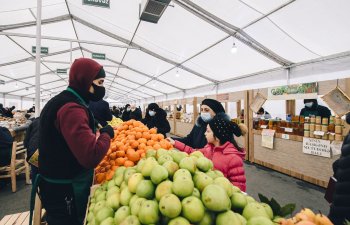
left=174, top=97, right=201, bottom=137
left=247, top=79, right=350, bottom=187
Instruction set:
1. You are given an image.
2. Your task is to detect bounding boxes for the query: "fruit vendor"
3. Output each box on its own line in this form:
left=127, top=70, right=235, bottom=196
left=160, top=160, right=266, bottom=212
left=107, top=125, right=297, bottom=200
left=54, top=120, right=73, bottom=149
left=173, top=98, right=226, bottom=149
left=142, top=103, right=170, bottom=137
left=31, top=58, right=115, bottom=225
left=299, top=99, right=331, bottom=119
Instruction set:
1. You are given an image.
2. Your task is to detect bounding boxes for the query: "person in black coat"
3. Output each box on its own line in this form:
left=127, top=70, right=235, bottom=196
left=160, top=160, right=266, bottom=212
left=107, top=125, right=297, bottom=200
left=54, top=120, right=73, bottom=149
left=0, top=103, right=5, bottom=116
left=89, top=99, right=113, bottom=127
left=129, top=104, right=142, bottom=121
left=0, top=126, right=13, bottom=167
left=24, top=117, right=40, bottom=181
left=142, top=103, right=170, bottom=137
left=173, top=98, right=226, bottom=149
left=300, top=99, right=331, bottom=119
left=122, top=104, right=131, bottom=121
left=328, top=113, right=350, bottom=225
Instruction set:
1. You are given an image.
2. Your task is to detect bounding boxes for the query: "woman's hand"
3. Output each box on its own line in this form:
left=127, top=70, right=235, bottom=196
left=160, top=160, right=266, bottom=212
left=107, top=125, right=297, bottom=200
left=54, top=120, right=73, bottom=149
left=166, top=137, right=175, bottom=145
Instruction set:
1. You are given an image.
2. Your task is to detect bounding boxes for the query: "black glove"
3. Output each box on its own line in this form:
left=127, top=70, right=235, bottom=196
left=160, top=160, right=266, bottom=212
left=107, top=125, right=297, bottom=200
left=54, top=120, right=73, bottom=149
left=100, top=125, right=114, bottom=139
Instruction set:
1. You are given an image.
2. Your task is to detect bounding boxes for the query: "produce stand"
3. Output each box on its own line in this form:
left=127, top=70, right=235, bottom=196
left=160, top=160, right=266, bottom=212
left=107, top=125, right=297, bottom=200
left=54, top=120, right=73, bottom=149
left=247, top=79, right=350, bottom=187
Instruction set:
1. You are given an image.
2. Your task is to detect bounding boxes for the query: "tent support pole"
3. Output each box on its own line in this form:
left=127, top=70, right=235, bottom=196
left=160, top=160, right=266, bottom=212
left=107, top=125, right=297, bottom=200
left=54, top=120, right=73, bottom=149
left=34, top=0, right=42, bottom=118
left=70, top=41, right=73, bottom=66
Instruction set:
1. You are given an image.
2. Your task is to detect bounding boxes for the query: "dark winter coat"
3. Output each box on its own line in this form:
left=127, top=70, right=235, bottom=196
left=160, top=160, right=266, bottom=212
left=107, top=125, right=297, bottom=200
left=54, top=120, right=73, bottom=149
left=24, top=117, right=40, bottom=159
left=329, top=132, right=350, bottom=225
left=142, top=108, right=170, bottom=137
left=300, top=100, right=331, bottom=119
left=129, top=108, right=142, bottom=121
left=173, top=116, right=208, bottom=149
left=89, top=100, right=113, bottom=127
left=174, top=141, right=246, bottom=191
left=0, top=127, right=13, bottom=166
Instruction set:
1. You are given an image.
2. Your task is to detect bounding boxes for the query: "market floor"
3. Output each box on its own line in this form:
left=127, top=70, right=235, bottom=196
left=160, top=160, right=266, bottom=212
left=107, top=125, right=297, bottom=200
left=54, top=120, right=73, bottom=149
left=0, top=163, right=330, bottom=220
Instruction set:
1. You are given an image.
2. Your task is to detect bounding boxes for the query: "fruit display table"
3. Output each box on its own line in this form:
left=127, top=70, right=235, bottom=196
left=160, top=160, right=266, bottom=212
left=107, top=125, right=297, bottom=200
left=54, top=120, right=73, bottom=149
left=252, top=130, right=340, bottom=187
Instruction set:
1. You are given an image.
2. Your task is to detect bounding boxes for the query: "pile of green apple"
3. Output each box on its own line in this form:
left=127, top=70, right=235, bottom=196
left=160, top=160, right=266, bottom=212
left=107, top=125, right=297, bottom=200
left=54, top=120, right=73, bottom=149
left=86, top=149, right=279, bottom=225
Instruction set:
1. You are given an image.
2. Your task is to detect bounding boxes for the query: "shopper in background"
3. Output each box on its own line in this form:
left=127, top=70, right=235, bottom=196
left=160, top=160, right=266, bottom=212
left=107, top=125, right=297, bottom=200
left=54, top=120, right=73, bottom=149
left=0, top=103, right=5, bottom=116
left=0, top=126, right=13, bottom=167
left=300, top=99, right=331, bottom=119
left=173, top=99, right=226, bottom=149
left=28, top=105, right=35, bottom=113
left=129, top=104, right=142, bottom=121
left=142, top=103, right=170, bottom=137
left=122, top=104, right=131, bottom=121
left=36, top=58, right=114, bottom=225
left=328, top=112, right=350, bottom=225
left=111, top=106, right=119, bottom=118
left=257, top=107, right=271, bottom=119
left=89, top=99, right=113, bottom=127
left=167, top=113, right=247, bottom=191
left=24, top=117, right=40, bottom=182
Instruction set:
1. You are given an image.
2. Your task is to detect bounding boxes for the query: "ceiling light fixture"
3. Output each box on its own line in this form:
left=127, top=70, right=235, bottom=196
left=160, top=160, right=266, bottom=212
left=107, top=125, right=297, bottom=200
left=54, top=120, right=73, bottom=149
left=15, top=82, right=18, bottom=88
left=231, top=37, right=237, bottom=54
left=176, top=68, right=180, bottom=77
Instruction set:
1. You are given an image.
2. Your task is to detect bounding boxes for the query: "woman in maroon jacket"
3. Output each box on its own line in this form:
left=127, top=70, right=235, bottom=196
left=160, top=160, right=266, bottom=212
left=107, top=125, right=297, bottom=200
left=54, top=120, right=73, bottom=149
left=31, top=58, right=114, bottom=225
left=168, top=113, right=247, bottom=191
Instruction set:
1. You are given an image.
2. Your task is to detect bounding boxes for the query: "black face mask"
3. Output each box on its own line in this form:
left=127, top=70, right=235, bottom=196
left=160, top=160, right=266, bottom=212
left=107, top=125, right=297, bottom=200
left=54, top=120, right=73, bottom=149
left=88, top=83, right=105, bottom=102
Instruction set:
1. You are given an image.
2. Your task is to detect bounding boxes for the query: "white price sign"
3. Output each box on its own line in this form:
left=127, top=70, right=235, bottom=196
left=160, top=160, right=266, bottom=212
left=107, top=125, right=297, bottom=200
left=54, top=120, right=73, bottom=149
left=314, top=131, right=325, bottom=136
left=303, top=137, right=331, bottom=158
left=260, top=125, right=268, bottom=129
left=281, top=134, right=290, bottom=140
left=284, top=128, right=293, bottom=133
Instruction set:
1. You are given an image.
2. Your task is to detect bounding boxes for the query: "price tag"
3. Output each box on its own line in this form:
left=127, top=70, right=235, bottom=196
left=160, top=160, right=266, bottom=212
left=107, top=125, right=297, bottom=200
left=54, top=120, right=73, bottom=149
left=314, top=131, right=325, bottom=136
left=260, top=125, right=268, bottom=129
left=281, top=134, right=290, bottom=140
left=284, top=128, right=293, bottom=133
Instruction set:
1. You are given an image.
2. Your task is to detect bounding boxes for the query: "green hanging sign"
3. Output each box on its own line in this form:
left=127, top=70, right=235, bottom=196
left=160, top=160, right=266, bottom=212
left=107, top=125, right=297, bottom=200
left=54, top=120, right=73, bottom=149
left=32, top=46, right=49, bottom=54
left=92, top=53, right=106, bottom=60
left=56, top=69, right=67, bottom=74
left=82, top=0, right=110, bottom=8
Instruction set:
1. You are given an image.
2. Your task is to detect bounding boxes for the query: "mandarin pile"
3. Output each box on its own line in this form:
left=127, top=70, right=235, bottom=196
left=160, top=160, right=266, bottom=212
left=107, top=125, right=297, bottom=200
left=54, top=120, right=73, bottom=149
left=95, top=119, right=173, bottom=184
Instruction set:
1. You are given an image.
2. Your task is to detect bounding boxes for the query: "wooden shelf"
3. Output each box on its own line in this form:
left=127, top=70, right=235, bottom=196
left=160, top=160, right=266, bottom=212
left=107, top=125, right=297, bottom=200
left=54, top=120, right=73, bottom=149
left=253, top=129, right=303, bottom=142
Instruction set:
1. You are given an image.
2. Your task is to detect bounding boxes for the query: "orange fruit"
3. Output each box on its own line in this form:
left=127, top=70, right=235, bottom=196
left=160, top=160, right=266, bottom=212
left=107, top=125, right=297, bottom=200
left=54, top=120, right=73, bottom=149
left=131, top=141, right=139, bottom=149
left=112, top=166, right=119, bottom=171
left=128, top=135, right=136, bottom=141
left=149, top=128, right=157, bottom=134
left=109, top=160, right=116, bottom=166
left=122, top=125, right=128, bottom=130
left=147, top=140, right=155, bottom=146
left=151, top=134, right=158, bottom=141
left=116, top=151, right=125, bottom=157
left=138, top=143, right=146, bottom=150
left=109, top=152, right=117, bottom=160
left=157, top=134, right=164, bottom=140
left=116, top=158, right=126, bottom=166
left=96, top=173, right=106, bottom=184
left=127, top=151, right=140, bottom=162
left=153, top=143, right=161, bottom=150
left=138, top=138, right=147, bottom=144
left=135, top=132, right=142, bottom=139
left=142, top=132, right=151, bottom=140
left=106, top=171, right=114, bottom=181
left=124, top=160, right=135, bottom=167
left=141, top=153, right=146, bottom=158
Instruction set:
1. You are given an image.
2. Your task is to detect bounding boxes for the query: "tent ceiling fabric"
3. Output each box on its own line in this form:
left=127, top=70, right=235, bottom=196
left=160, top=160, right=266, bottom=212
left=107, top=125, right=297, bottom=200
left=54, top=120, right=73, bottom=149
left=0, top=0, right=350, bottom=104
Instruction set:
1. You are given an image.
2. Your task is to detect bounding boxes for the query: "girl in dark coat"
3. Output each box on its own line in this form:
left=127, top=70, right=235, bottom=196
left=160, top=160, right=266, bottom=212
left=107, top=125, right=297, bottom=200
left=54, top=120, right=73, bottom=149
left=328, top=113, right=350, bottom=225
left=173, top=99, right=226, bottom=149
left=142, top=103, right=170, bottom=137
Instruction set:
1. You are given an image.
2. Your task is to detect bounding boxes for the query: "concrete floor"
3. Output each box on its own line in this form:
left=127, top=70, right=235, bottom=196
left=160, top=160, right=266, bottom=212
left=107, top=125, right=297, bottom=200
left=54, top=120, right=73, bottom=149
left=0, top=163, right=330, bottom=220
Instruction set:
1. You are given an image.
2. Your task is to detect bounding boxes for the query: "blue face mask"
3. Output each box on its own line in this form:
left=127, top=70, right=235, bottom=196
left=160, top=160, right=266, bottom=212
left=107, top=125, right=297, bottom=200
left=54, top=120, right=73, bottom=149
left=305, top=102, right=313, bottom=108
left=149, top=111, right=156, bottom=117
left=201, top=112, right=212, bottom=123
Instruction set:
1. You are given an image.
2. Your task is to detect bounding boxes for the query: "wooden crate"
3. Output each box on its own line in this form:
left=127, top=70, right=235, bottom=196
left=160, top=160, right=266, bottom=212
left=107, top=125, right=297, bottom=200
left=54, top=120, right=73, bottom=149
left=83, top=184, right=100, bottom=225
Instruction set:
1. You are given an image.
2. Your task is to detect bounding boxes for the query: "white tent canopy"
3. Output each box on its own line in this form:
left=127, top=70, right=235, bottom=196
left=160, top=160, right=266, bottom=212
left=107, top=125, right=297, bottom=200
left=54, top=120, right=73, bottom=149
left=1, top=0, right=350, bottom=108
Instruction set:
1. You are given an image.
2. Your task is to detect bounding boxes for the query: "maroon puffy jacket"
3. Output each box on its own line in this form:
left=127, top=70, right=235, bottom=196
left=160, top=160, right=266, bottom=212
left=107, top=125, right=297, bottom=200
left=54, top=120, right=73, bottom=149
left=174, top=141, right=246, bottom=192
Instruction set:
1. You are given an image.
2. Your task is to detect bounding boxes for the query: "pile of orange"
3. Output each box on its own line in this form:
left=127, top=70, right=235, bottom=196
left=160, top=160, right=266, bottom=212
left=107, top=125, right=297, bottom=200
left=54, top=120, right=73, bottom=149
left=95, top=119, right=173, bottom=184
